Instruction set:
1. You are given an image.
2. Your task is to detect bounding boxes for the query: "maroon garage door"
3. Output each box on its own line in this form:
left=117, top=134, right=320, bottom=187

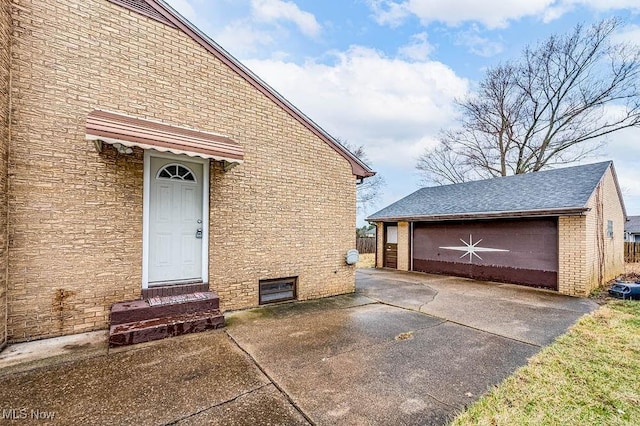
left=412, top=218, right=558, bottom=290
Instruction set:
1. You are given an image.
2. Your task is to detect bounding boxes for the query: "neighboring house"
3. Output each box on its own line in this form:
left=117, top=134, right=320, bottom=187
left=0, top=0, right=374, bottom=348
left=364, top=227, right=376, bottom=238
left=368, top=162, right=625, bottom=297
left=624, top=216, right=640, bottom=242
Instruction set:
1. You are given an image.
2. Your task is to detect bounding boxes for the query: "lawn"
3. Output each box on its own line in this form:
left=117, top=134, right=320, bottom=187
left=450, top=300, right=640, bottom=426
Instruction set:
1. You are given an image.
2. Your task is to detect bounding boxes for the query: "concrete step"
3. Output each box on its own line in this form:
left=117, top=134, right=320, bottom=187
left=110, top=291, right=220, bottom=325
left=108, top=310, right=225, bottom=347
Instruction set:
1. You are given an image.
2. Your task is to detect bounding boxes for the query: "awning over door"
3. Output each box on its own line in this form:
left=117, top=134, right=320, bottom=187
left=86, top=110, right=244, bottom=163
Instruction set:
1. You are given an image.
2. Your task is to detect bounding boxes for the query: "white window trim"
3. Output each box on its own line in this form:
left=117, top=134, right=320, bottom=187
left=142, top=151, right=210, bottom=289
left=156, top=163, right=198, bottom=183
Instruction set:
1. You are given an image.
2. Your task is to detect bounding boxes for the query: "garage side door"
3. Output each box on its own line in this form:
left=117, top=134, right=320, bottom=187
left=412, top=218, right=558, bottom=289
left=384, top=225, right=398, bottom=268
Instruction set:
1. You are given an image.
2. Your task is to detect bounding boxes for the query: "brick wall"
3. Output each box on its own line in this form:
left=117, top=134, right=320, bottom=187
left=558, top=166, right=624, bottom=296
left=0, top=0, right=10, bottom=349
left=558, top=216, right=587, bottom=295
left=397, top=221, right=409, bottom=271
left=7, top=0, right=356, bottom=340
left=376, top=223, right=384, bottom=268
left=584, top=167, right=625, bottom=293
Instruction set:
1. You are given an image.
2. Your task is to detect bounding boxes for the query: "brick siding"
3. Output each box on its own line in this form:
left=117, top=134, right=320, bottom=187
left=584, top=167, right=625, bottom=292
left=6, top=0, right=356, bottom=341
left=558, top=166, right=624, bottom=296
left=376, top=223, right=384, bottom=268
left=397, top=221, right=409, bottom=271
left=558, top=216, right=587, bottom=295
left=0, top=0, right=10, bottom=349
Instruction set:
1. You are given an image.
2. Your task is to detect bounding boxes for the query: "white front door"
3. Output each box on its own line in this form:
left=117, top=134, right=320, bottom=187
left=148, top=157, right=204, bottom=284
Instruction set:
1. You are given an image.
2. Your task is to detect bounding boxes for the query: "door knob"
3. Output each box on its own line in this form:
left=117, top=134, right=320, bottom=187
left=195, top=228, right=203, bottom=239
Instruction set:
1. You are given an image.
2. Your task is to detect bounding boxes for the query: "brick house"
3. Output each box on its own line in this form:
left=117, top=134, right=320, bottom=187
left=0, top=0, right=374, bottom=348
left=624, top=216, right=640, bottom=242
left=368, top=162, right=625, bottom=296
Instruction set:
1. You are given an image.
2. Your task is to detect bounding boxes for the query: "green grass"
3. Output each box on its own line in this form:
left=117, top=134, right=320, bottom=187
left=450, top=300, right=640, bottom=426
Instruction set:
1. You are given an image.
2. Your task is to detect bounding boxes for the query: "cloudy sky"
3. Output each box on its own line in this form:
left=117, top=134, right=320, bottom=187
left=165, top=0, right=640, bottom=224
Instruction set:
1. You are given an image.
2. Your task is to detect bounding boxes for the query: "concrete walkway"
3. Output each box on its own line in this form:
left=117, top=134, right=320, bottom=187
left=0, top=269, right=598, bottom=425
left=0, top=331, right=307, bottom=425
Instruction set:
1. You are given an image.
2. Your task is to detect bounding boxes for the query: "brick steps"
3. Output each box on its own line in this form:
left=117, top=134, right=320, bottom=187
left=110, top=292, right=220, bottom=325
left=108, top=291, right=224, bottom=347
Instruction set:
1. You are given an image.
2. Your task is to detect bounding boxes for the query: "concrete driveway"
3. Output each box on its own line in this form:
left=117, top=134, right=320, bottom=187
left=355, top=269, right=597, bottom=346
left=0, top=269, right=597, bottom=425
left=226, top=269, right=597, bottom=425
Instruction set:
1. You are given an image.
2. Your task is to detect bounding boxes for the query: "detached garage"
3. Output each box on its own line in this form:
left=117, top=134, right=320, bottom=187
left=368, top=161, right=626, bottom=296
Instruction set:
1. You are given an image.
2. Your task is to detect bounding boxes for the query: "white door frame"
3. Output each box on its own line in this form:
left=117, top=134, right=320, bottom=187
left=142, top=151, right=210, bottom=289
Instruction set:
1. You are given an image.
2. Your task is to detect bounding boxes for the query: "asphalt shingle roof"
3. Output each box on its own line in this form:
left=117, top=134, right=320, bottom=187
left=625, top=216, right=640, bottom=233
left=368, top=161, right=614, bottom=221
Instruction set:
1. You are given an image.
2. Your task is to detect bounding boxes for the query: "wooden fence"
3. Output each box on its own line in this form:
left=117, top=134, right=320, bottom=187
left=625, top=242, right=640, bottom=263
left=356, top=237, right=376, bottom=254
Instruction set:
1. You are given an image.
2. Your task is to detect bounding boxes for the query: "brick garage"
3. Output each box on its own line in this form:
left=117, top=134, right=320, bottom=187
left=369, top=162, right=625, bottom=297
left=0, top=0, right=373, bottom=343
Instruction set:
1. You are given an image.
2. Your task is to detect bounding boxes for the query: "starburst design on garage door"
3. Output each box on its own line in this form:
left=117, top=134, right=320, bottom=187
left=439, top=234, right=509, bottom=263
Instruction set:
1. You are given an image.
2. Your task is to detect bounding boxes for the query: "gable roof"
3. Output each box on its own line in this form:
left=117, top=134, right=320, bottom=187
left=105, top=0, right=374, bottom=179
left=626, top=216, right=640, bottom=233
left=368, top=161, right=624, bottom=222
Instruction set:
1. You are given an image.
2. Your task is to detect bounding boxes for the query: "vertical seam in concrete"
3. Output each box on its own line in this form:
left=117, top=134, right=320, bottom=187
left=225, top=330, right=316, bottom=426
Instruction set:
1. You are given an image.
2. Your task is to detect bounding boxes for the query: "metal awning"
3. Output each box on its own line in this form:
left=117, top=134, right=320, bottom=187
left=86, top=110, right=244, bottom=164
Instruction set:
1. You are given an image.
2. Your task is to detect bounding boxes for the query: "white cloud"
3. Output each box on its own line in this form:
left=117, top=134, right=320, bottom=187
left=543, top=0, right=640, bottom=23
left=196, top=0, right=321, bottom=58
left=165, top=0, right=198, bottom=22
left=563, top=0, right=640, bottom=13
left=251, top=0, right=321, bottom=37
left=245, top=46, right=468, bottom=168
left=613, top=24, right=640, bottom=45
left=542, top=5, right=573, bottom=23
left=398, top=32, right=434, bottom=61
left=369, top=0, right=556, bottom=29
left=213, top=20, right=277, bottom=57
left=368, top=0, right=640, bottom=29
left=368, top=0, right=410, bottom=27
left=455, top=25, right=504, bottom=57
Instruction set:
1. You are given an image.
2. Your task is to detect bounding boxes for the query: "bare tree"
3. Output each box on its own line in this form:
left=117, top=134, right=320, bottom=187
left=339, top=140, right=385, bottom=213
left=417, top=18, right=640, bottom=185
